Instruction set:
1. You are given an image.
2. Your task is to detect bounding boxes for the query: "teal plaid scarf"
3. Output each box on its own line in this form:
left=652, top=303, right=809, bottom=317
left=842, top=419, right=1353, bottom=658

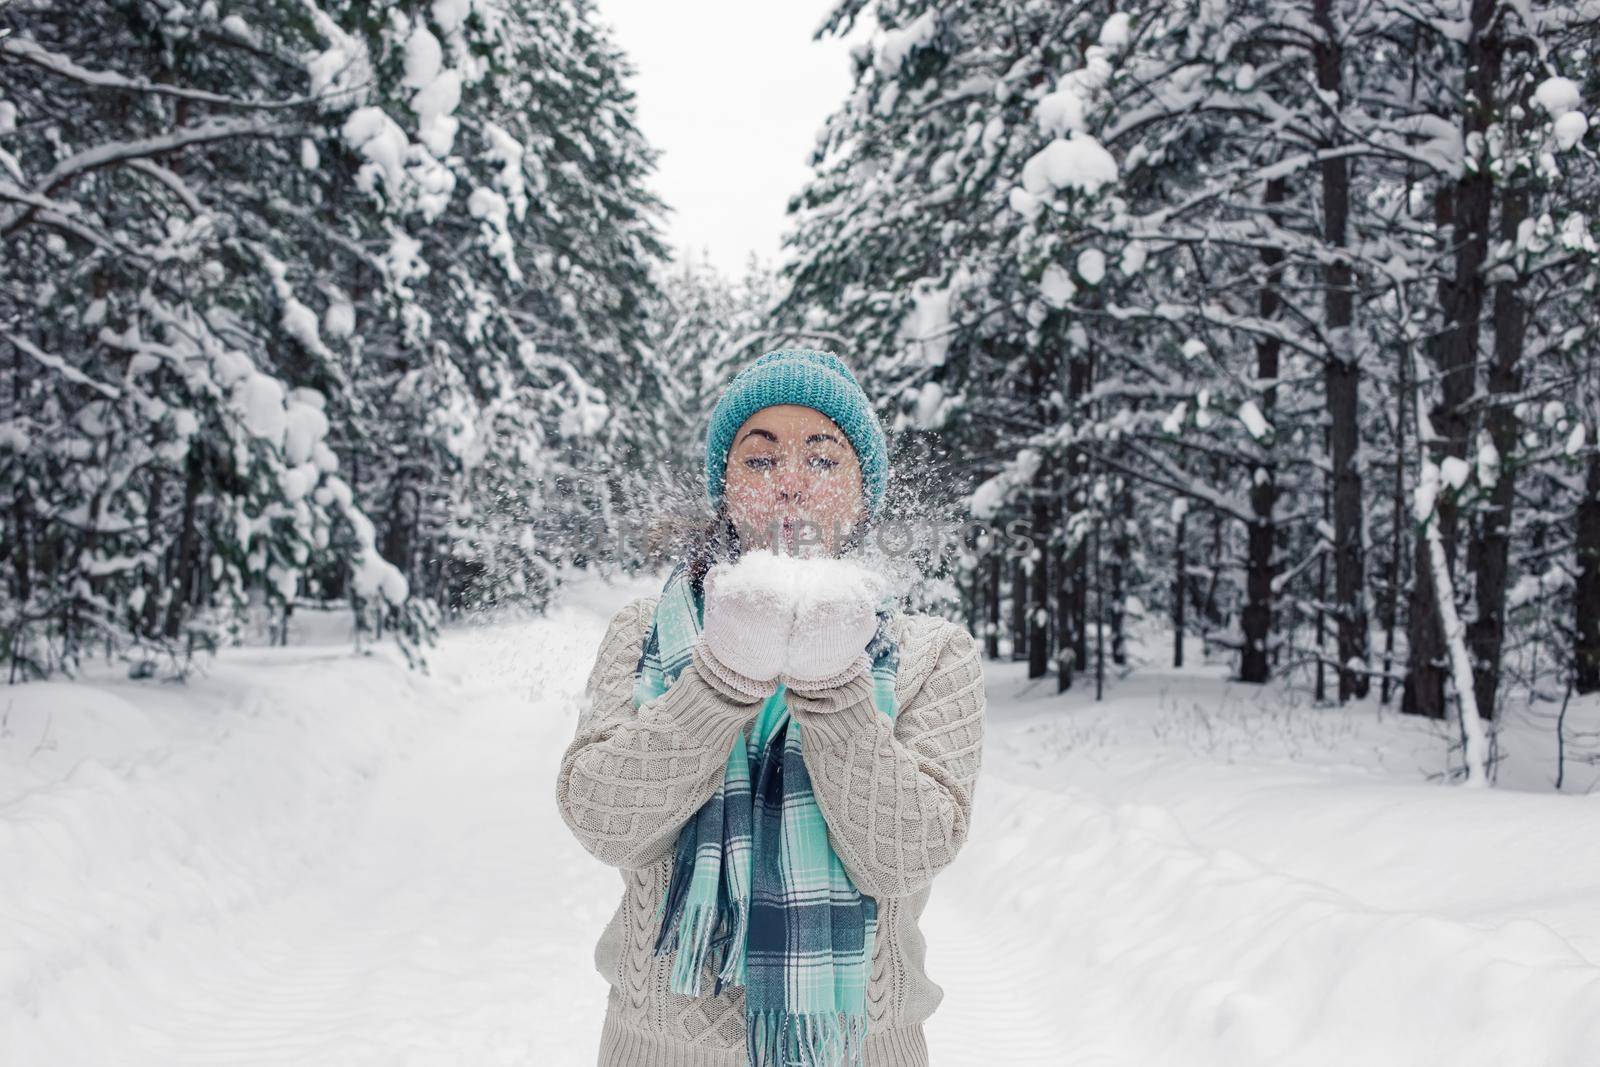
left=633, top=557, right=900, bottom=1067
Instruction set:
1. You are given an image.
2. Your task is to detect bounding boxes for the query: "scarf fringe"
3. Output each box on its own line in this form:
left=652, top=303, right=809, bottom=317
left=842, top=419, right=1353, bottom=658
left=659, top=898, right=716, bottom=996
left=748, top=1008, right=869, bottom=1067
left=714, top=897, right=749, bottom=989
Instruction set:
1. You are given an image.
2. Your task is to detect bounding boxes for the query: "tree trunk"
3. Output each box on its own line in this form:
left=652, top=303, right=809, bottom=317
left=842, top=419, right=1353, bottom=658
left=164, top=449, right=203, bottom=639
left=1010, top=552, right=1028, bottom=660
left=1576, top=440, right=1600, bottom=693
left=1405, top=0, right=1500, bottom=716
left=1028, top=461, right=1051, bottom=679
left=1054, top=462, right=1074, bottom=691
left=985, top=549, right=1001, bottom=660
left=1242, top=176, right=1286, bottom=684
left=1173, top=504, right=1187, bottom=668
left=1315, top=0, right=1369, bottom=701
left=1109, top=478, right=1131, bottom=667
left=1467, top=177, right=1526, bottom=720
left=1382, top=332, right=1410, bottom=704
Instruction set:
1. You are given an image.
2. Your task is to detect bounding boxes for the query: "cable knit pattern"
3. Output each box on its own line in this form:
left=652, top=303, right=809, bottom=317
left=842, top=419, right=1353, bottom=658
left=556, top=594, right=987, bottom=1065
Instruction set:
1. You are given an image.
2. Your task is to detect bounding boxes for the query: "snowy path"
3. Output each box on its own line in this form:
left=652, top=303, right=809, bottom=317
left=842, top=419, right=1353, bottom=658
left=6, top=573, right=1600, bottom=1065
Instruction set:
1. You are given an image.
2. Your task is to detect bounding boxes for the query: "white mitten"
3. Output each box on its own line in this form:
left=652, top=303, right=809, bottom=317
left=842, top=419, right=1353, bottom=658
left=781, top=568, right=887, bottom=691
left=695, top=563, right=793, bottom=696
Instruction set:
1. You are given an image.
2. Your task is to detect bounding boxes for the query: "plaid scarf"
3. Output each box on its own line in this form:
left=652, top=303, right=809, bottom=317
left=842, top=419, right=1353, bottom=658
left=633, top=557, right=901, bottom=1067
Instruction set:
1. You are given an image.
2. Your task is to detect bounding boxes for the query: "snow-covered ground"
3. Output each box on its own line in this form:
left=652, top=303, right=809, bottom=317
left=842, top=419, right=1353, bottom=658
left=4, top=570, right=1599, bottom=1065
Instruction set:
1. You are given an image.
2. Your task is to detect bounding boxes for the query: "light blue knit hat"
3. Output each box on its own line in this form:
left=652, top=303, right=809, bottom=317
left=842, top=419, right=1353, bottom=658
left=705, top=348, right=889, bottom=522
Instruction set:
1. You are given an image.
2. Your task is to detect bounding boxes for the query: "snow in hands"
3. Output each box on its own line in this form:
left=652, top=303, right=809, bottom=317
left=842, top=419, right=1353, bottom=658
left=711, top=548, right=890, bottom=617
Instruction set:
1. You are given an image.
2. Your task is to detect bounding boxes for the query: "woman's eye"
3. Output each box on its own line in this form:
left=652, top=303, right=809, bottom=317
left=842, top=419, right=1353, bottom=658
left=809, top=456, right=839, bottom=470
left=744, top=455, right=776, bottom=470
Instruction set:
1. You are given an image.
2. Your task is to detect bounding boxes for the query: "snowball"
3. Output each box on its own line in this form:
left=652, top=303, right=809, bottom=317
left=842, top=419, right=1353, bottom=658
left=971, top=478, right=1005, bottom=520
left=280, top=463, right=319, bottom=500
left=1037, top=86, right=1086, bottom=138
left=1040, top=263, right=1077, bottom=309
left=1476, top=433, right=1500, bottom=488
left=1181, top=338, right=1207, bottom=360
left=412, top=70, right=462, bottom=156
left=432, top=0, right=471, bottom=34
left=1098, top=12, right=1131, bottom=49
left=1120, top=241, right=1148, bottom=274
left=874, top=10, right=938, bottom=76
left=1534, top=77, right=1581, bottom=118
left=300, top=138, right=320, bottom=170
left=1076, top=247, right=1106, bottom=285
left=342, top=106, right=408, bottom=194
left=0, top=421, right=30, bottom=451
left=913, top=380, right=946, bottom=428
left=209, top=348, right=251, bottom=389
left=353, top=554, right=409, bottom=605
left=312, top=441, right=340, bottom=473
left=899, top=278, right=953, bottom=367
left=236, top=372, right=287, bottom=447
left=1440, top=456, right=1471, bottom=490
left=324, top=299, right=356, bottom=340
left=281, top=298, right=325, bottom=354
left=1238, top=400, right=1272, bottom=441
left=402, top=25, right=443, bottom=90
left=1560, top=212, right=1596, bottom=253
left=483, top=121, right=528, bottom=220
left=284, top=402, right=330, bottom=465
left=1075, top=46, right=1113, bottom=92
left=1028, top=135, right=1118, bottom=196
left=1554, top=111, right=1588, bottom=150
left=1009, top=185, right=1043, bottom=218
left=1163, top=402, right=1187, bottom=434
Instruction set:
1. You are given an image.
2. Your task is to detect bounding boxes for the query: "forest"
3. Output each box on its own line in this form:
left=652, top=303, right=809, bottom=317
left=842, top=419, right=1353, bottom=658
left=4, top=0, right=1599, bottom=786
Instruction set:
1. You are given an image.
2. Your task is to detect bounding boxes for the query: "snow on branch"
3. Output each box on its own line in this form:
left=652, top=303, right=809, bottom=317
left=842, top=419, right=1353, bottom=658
left=0, top=35, right=357, bottom=111
left=2, top=331, right=121, bottom=399
left=2, top=118, right=304, bottom=236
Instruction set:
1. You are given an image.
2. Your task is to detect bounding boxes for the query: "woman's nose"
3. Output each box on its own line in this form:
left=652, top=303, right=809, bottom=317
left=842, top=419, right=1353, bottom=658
left=774, top=455, right=809, bottom=501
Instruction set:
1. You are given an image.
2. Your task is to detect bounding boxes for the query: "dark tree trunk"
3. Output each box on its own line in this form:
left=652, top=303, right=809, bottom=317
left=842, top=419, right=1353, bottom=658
left=1575, top=443, right=1600, bottom=693
left=1467, top=178, right=1527, bottom=720
left=1173, top=505, right=1187, bottom=669
left=1382, top=333, right=1410, bottom=705
left=1010, top=552, right=1028, bottom=660
left=1109, top=479, right=1131, bottom=667
left=985, top=550, right=1001, bottom=660
left=1241, top=176, right=1286, bottom=684
left=1054, top=461, right=1074, bottom=691
left=1315, top=0, right=1369, bottom=701
left=1404, top=0, right=1500, bottom=717
left=1067, top=351, right=1093, bottom=673
left=382, top=478, right=419, bottom=588
left=164, top=449, right=203, bottom=639
left=1028, top=462, right=1051, bottom=679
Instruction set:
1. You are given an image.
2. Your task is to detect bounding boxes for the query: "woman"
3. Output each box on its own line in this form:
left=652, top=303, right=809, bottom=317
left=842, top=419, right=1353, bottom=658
left=555, top=348, right=986, bottom=1067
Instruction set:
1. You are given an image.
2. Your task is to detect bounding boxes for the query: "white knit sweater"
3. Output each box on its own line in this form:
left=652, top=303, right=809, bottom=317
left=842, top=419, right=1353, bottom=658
left=555, top=593, right=987, bottom=1066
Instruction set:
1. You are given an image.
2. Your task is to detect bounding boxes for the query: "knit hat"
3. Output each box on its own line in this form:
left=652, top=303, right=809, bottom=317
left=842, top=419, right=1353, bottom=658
left=705, top=348, right=889, bottom=522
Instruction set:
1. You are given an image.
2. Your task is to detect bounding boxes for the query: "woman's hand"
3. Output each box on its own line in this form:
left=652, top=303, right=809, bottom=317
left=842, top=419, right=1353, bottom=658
left=780, top=586, right=882, bottom=692
left=694, top=564, right=793, bottom=697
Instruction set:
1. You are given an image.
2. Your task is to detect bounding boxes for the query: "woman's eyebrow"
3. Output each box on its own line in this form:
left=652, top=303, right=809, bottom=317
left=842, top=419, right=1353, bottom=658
left=806, top=432, right=842, bottom=445
left=738, top=428, right=779, bottom=444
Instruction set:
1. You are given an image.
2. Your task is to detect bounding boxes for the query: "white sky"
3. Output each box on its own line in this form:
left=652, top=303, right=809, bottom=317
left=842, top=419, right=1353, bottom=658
left=593, top=1, right=870, bottom=280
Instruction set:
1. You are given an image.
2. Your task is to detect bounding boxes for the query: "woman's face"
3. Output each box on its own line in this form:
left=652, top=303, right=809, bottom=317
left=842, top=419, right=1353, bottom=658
left=723, top=404, right=865, bottom=557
